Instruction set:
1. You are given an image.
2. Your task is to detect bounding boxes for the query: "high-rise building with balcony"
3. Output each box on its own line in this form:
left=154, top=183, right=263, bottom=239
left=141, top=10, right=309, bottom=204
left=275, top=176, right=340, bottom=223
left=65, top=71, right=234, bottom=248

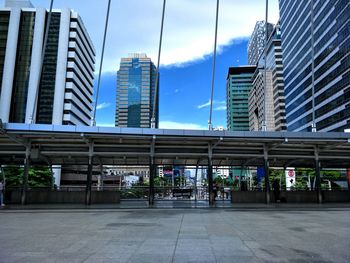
left=226, top=66, right=256, bottom=131
left=279, top=0, right=350, bottom=132
left=0, top=0, right=95, bottom=125
left=248, top=24, right=287, bottom=131
left=248, top=21, right=274, bottom=65
left=115, top=53, right=158, bottom=128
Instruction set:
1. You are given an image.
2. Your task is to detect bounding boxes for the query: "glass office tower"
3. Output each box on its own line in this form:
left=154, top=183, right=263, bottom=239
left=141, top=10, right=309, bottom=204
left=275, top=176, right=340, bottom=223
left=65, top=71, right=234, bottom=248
left=226, top=66, right=256, bottom=131
left=115, top=54, right=158, bottom=128
left=279, top=0, right=350, bottom=132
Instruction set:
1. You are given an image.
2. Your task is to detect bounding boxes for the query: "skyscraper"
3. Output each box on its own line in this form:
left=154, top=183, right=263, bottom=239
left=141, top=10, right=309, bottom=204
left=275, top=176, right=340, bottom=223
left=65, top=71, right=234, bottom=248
left=279, top=0, right=350, bottom=132
left=115, top=54, right=158, bottom=128
left=226, top=66, right=256, bottom=131
left=0, top=0, right=95, bottom=125
left=247, top=21, right=274, bottom=65
left=248, top=24, right=287, bottom=131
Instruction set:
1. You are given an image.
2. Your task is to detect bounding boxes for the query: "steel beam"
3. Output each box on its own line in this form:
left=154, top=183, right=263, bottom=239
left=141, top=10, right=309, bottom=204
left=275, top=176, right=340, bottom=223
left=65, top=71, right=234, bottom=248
left=149, top=157, right=156, bottom=206
left=315, top=147, right=322, bottom=203
left=85, top=142, right=94, bottom=205
left=264, top=144, right=270, bottom=204
left=208, top=143, right=214, bottom=206
left=149, top=136, right=156, bottom=206
left=21, top=144, right=31, bottom=205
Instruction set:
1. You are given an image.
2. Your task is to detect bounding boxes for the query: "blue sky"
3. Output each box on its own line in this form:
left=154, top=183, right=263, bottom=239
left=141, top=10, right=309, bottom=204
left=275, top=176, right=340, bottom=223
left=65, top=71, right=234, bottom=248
left=3, top=0, right=280, bottom=129
left=95, top=38, right=249, bottom=128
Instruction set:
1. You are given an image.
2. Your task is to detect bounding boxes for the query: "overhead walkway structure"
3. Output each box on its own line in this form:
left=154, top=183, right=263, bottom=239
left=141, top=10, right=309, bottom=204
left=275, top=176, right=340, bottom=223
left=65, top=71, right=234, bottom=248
left=1, top=123, right=350, bottom=206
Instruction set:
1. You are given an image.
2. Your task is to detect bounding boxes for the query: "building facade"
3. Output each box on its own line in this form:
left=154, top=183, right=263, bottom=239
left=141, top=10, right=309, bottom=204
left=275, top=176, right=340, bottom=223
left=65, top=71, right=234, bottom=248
left=249, top=68, right=275, bottom=131
left=0, top=0, right=95, bottom=126
left=226, top=66, right=256, bottom=131
left=279, top=0, right=350, bottom=132
left=247, top=21, right=274, bottom=65
left=115, top=54, right=158, bottom=128
left=248, top=24, right=287, bottom=131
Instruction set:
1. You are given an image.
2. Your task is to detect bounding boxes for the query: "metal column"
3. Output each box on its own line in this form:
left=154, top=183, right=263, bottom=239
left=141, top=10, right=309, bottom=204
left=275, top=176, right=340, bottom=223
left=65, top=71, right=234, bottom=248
left=85, top=142, right=94, bottom=205
left=149, top=158, right=156, bottom=206
left=21, top=145, right=31, bottom=205
left=85, top=155, right=93, bottom=205
left=208, top=159, right=214, bottom=206
left=208, top=143, right=214, bottom=206
left=264, top=145, right=270, bottom=204
left=194, top=165, right=198, bottom=202
left=315, top=147, right=322, bottom=203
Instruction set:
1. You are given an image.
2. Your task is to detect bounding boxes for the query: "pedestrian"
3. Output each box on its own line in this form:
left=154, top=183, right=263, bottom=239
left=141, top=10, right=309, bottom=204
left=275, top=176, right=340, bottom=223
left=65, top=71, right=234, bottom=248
left=0, top=180, right=5, bottom=206
left=213, top=183, right=218, bottom=200
left=272, top=180, right=280, bottom=203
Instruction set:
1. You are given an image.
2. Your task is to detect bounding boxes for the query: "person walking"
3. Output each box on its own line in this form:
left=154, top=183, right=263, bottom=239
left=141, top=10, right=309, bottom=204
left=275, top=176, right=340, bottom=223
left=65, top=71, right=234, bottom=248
left=272, top=180, right=280, bottom=203
left=0, top=180, right=5, bottom=206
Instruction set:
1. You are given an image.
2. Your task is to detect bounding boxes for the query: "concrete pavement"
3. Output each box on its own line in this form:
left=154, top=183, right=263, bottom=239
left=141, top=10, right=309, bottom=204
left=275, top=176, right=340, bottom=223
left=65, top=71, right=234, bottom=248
left=0, top=207, right=350, bottom=262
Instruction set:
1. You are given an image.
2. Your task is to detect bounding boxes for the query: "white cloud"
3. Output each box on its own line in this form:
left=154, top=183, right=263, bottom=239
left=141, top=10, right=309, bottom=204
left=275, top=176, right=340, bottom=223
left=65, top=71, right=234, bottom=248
left=96, top=102, right=111, bottom=110
left=30, top=0, right=280, bottom=71
left=159, top=121, right=206, bottom=130
left=197, top=99, right=226, bottom=109
left=214, top=106, right=227, bottom=111
left=197, top=100, right=211, bottom=109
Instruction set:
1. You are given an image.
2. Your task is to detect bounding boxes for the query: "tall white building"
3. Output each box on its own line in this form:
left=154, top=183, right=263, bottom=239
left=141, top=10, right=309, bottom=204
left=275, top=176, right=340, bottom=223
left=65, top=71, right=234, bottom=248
left=0, top=0, right=95, bottom=125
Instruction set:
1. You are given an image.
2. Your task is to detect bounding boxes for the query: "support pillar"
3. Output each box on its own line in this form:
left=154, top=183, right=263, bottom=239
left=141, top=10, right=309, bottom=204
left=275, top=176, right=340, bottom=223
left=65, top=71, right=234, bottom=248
left=195, top=165, right=198, bottom=202
left=21, top=145, right=31, bottom=205
left=149, top=158, right=156, bottom=206
left=315, top=158, right=322, bottom=204
left=264, top=145, right=270, bottom=204
left=97, top=163, right=103, bottom=191
left=208, top=159, right=214, bottom=206
left=85, top=156, right=93, bottom=205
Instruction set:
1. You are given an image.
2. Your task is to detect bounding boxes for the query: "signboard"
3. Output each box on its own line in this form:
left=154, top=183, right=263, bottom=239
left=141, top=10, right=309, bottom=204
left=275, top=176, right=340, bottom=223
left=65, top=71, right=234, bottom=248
left=285, top=167, right=296, bottom=190
left=256, top=167, right=265, bottom=183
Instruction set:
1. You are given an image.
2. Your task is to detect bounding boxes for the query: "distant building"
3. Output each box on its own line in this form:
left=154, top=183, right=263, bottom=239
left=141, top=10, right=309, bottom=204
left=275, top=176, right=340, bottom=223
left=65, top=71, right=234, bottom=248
left=248, top=24, right=286, bottom=131
left=0, top=0, right=95, bottom=125
left=115, top=53, right=158, bottom=128
left=247, top=21, right=274, bottom=65
left=60, top=165, right=150, bottom=188
left=214, top=167, right=230, bottom=179
left=213, top=126, right=225, bottom=131
left=226, top=66, right=256, bottom=131
left=279, top=0, right=350, bottom=131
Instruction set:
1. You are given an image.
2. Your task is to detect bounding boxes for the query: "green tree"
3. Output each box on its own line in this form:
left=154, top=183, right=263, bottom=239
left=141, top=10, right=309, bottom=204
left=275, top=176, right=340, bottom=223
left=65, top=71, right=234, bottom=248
left=269, top=169, right=285, bottom=190
left=3, top=166, right=53, bottom=188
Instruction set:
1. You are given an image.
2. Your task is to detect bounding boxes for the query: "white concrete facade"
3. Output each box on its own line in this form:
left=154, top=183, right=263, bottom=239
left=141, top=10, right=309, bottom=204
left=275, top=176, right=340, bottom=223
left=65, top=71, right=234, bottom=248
left=52, top=8, right=71, bottom=125
left=0, top=5, right=95, bottom=126
left=25, top=7, right=45, bottom=123
left=0, top=7, right=20, bottom=123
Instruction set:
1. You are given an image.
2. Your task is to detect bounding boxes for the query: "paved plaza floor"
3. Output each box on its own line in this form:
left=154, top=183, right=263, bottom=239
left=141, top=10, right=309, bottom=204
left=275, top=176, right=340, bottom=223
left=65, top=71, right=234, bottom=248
left=1, top=207, right=350, bottom=263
